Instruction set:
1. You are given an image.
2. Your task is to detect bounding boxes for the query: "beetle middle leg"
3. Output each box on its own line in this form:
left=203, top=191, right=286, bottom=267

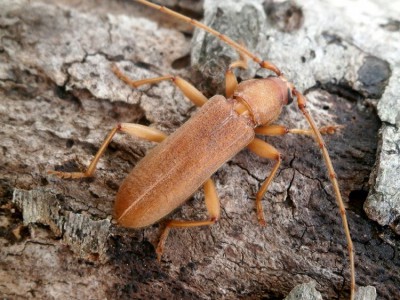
left=156, top=178, right=220, bottom=261
left=112, top=64, right=207, bottom=107
left=48, top=123, right=167, bottom=178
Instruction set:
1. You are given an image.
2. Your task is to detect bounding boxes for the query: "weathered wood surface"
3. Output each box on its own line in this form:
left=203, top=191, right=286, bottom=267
left=1, top=0, right=398, bottom=299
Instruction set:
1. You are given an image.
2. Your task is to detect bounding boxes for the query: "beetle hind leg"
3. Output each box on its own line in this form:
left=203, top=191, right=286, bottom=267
left=156, top=178, right=220, bottom=261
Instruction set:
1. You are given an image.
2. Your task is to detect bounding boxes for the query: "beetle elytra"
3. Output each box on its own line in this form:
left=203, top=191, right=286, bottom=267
left=49, top=0, right=356, bottom=298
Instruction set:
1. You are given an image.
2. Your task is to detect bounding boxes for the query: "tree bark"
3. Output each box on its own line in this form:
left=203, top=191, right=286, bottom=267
left=1, top=0, right=398, bottom=299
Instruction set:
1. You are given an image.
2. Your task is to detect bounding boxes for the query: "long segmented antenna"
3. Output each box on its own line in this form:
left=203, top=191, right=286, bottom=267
left=294, top=90, right=355, bottom=299
left=134, top=1, right=355, bottom=298
left=135, top=0, right=281, bottom=76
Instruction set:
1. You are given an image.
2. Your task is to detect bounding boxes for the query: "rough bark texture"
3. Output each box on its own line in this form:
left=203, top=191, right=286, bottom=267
left=1, top=0, right=399, bottom=299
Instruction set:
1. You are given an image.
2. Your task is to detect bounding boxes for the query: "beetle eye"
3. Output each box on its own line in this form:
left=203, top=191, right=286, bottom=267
left=287, top=88, right=294, bottom=105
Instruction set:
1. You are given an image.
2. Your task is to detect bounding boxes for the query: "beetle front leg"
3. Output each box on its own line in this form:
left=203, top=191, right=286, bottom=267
left=255, top=124, right=343, bottom=137
left=247, top=138, right=282, bottom=226
left=48, top=123, right=167, bottom=179
left=112, top=64, right=207, bottom=107
left=156, top=178, right=220, bottom=261
left=225, top=50, right=248, bottom=98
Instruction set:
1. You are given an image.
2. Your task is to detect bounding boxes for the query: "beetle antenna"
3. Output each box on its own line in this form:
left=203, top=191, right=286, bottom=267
left=293, top=89, right=355, bottom=299
left=135, top=0, right=281, bottom=75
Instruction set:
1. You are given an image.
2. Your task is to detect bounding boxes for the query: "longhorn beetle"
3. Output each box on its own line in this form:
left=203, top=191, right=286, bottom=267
left=49, top=0, right=355, bottom=298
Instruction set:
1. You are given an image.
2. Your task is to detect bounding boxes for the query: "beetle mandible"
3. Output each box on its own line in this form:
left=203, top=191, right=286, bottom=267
left=49, top=0, right=355, bottom=298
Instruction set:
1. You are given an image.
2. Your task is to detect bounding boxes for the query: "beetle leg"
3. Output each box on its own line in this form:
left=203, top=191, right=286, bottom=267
left=247, top=138, right=281, bottom=226
left=255, top=124, right=343, bottom=136
left=48, top=123, right=167, bottom=179
left=156, top=178, right=220, bottom=261
left=112, top=64, right=207, bottom=107
left=225, top=51, right=248, bottom=98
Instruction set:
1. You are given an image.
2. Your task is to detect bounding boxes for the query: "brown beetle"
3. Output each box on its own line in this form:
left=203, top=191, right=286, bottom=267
left=49, top=0, right=355, bottom=298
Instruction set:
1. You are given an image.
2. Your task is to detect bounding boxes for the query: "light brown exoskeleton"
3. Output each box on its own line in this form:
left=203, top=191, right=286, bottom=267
left=49, top=0, right=355, bottom=298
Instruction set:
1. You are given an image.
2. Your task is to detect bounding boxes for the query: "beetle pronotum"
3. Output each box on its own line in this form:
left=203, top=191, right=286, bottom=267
left=49, top=0, right=355, bottom=298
